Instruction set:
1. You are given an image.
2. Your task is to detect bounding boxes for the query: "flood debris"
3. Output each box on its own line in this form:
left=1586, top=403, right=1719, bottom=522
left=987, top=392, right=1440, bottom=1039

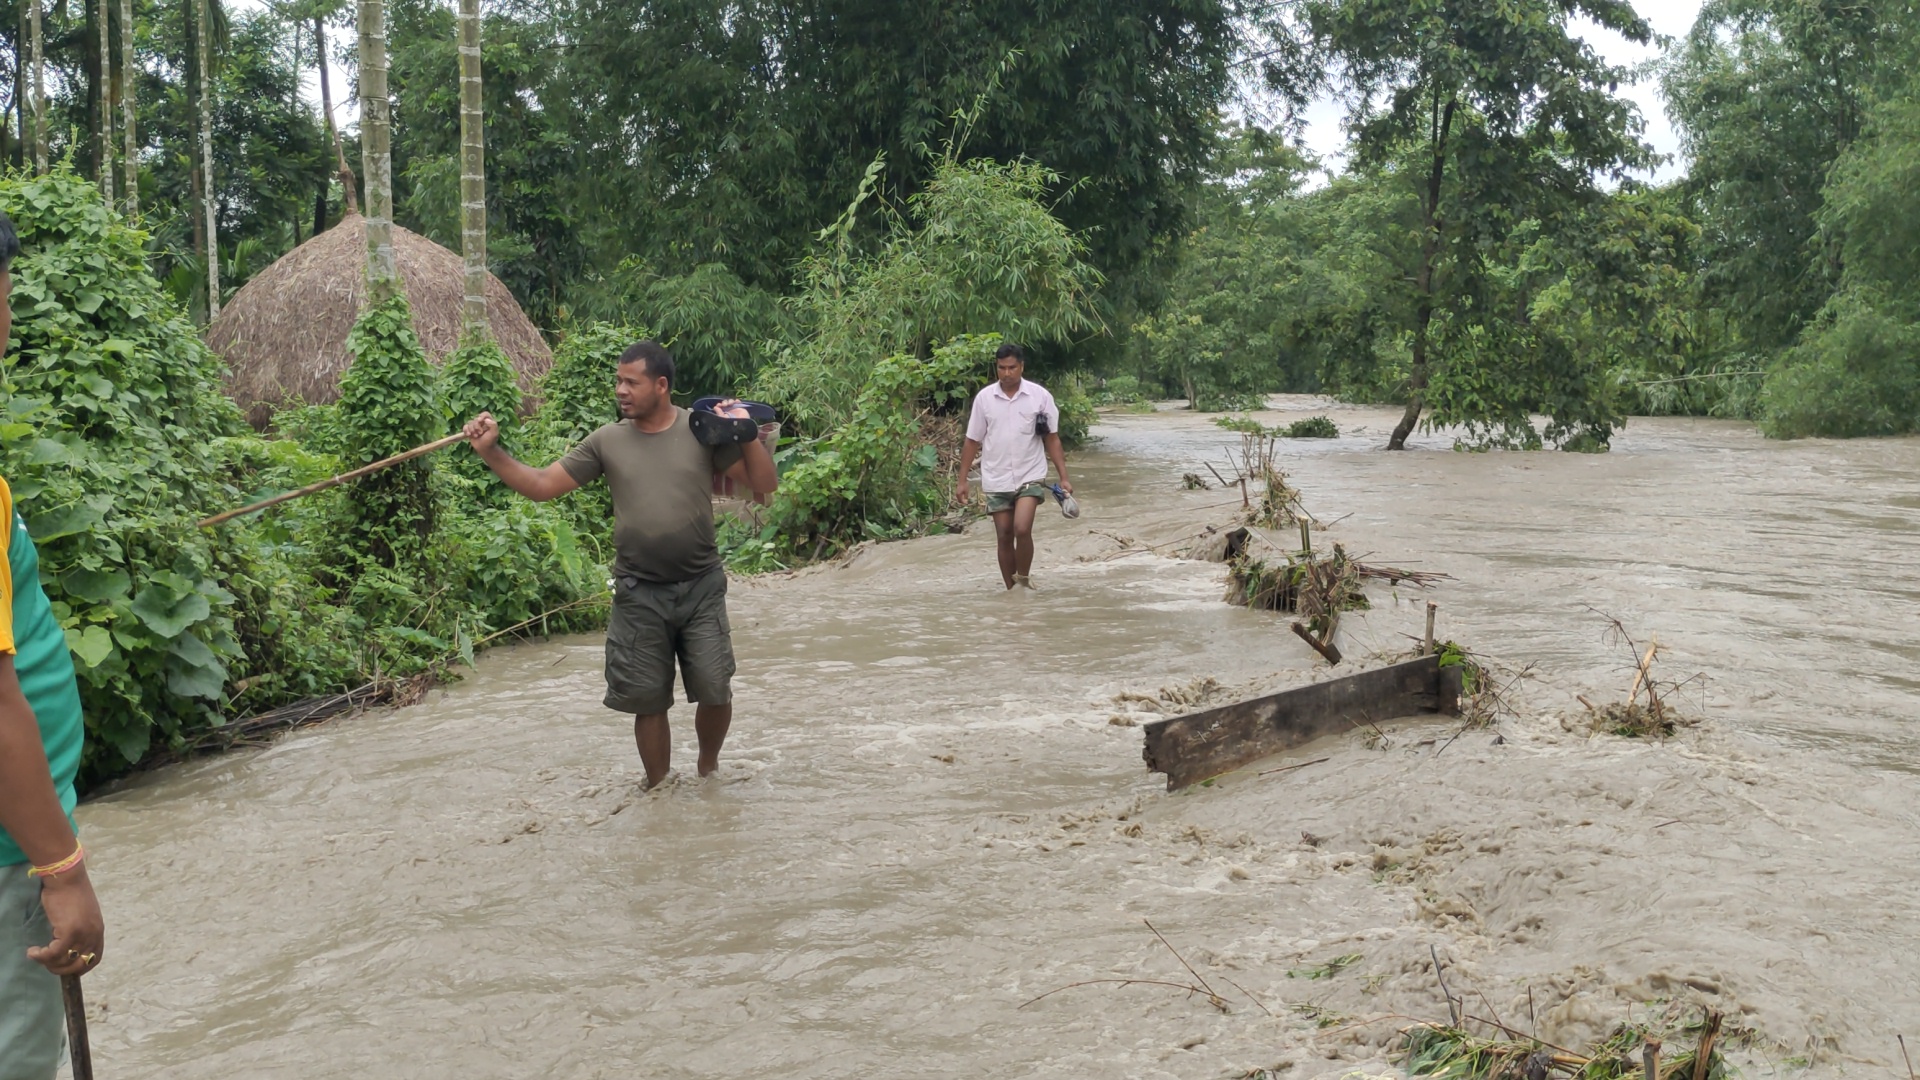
left=1577, top=612, right=1704, bottom=738
left=1141, top=655, right=1463, bottom=790
left=1402, top=1003, right=1733, bottom=1080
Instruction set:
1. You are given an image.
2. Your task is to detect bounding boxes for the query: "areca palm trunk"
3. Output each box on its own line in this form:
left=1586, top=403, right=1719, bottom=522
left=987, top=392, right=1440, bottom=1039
left=29, top=0, right=45, bottom=173
left=119, top=0, right=137, bottom=217
left=195, top=0, right=218, bottom=316
left=358, top=0, right=398, bottom=299
left=457, top=0, right=486, bottom=340
left=97, top=0, right=113, bottom=203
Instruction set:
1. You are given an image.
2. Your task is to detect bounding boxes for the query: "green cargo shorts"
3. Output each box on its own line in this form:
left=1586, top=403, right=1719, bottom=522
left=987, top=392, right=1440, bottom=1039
left=604, top=567, right=736, bottom=715
left=0, top=863, right=64, bottom=1080
left=986, top=481, right=1049, bottom=514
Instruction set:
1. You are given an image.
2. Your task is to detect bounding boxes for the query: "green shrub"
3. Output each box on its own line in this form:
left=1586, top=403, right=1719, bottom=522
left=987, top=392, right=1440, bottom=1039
left=337, top=294, right=442, bottom=567
left=1055, top=373, right=1098, bottom=448
left=1096, top=374, right=1147, bottom=404
left=0, top=167, right=606, bottom=786
left=439, top=339, right=524, bottom=498
left=0, top=167, right=251, bottom=770
left=1762, top=299, right=1920, bottom=438
left=768, top=334, right=988, bottom=554
left=1281, top=416, right=1339, bottom=438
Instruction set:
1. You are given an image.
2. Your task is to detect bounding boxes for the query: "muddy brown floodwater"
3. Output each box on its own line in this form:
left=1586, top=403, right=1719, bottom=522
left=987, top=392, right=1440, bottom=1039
left=70, top=401, right=1920, bottom=1079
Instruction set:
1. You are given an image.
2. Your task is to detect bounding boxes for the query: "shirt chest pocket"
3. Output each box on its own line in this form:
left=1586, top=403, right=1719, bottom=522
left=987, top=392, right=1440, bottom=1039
left=1011, top=405, right=1047, bottom=435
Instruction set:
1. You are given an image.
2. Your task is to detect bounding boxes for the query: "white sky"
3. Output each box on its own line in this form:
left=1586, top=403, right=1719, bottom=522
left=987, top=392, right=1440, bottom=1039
left=273, top=0, right=1708, bottom=183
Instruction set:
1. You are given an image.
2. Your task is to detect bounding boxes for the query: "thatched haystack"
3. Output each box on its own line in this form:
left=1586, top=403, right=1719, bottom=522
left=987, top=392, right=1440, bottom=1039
left=209, top=213, right=553, bottom=428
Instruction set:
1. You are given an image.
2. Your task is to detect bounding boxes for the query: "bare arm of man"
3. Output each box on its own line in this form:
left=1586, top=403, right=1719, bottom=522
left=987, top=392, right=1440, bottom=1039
left=0, top=655, right=104, bottom=976
left=955, top=438, right=982, bottom=504
left=1042, top=432, right=1072, bottom=494
left=721, top=437, right=779, bottom=495
left=462, top=412, right=581, bottom=502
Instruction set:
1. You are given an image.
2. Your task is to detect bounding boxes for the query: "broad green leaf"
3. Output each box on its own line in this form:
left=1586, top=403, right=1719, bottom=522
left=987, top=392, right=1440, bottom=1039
left=65, top=625, right=115, bottom=668
left=166, top=656, right=228, bottom=700
left=130, top=587, right=211, bottom=638
left=62, top=567, right=132, bottom=603
left=26, top=503, right=104, bottom=542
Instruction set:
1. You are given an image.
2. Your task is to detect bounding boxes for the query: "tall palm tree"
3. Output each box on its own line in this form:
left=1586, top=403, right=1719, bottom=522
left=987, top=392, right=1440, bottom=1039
left=119, top=0, right=138, bottom=218
left=457, top=0, right=486, bottom=339
left=29, top=0, right=46, bottom=173
left=97, top=0, right=113, bottom=202
left=197, top=0, right=218, bottom=316
left=357, top=0, right=396, bottom=298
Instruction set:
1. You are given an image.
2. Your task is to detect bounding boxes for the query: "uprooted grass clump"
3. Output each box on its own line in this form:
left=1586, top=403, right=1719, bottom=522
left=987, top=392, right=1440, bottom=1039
left=1404, top=1004, right=1735, bottom=1080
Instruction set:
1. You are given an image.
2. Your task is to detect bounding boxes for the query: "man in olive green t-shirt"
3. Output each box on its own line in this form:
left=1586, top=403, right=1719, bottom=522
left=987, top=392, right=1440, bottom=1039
left=463, top=341, right=777, bottom=787
left=0, top=209, right=107, bottom=1080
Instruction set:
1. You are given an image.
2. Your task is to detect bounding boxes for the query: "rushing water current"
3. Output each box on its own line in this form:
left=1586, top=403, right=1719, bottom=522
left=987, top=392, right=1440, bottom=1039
left=71, top=402, right=1920, bottom=1078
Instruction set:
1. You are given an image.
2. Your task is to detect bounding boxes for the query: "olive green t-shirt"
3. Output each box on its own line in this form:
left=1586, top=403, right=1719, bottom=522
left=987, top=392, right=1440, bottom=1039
left=559, top=410, right=744, bottom=584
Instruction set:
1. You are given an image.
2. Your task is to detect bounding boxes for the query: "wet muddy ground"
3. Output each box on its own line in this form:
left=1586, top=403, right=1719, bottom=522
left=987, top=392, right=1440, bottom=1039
left=70, top=402, right=1920, bottom=1078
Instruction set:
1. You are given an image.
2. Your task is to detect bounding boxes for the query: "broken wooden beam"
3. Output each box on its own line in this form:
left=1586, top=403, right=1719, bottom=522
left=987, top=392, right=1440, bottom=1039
left=1141, top=655, right=1462, bottom=791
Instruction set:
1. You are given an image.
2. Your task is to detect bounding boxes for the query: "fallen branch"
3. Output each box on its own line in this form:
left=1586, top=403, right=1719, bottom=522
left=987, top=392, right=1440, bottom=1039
left=1292, top=621, right=1342, bottom=664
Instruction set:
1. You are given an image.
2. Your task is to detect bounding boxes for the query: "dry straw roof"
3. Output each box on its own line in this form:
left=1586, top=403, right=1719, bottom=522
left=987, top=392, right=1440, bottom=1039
left=209, top=213, right=553, bottom=428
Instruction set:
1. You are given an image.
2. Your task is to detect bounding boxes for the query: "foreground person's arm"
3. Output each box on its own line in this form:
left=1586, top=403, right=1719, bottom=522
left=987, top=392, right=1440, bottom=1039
left=0, top=656, right=103, bottom=976
left=463, top=412, right=581, bottom=502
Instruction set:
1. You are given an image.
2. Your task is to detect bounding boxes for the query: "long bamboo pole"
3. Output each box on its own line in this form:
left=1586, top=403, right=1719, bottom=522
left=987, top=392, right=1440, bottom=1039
left=198, top=433, right=469, bottom=528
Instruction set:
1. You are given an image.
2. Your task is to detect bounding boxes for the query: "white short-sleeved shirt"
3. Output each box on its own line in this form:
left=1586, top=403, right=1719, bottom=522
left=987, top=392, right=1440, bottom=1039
left=965, top=379, right=1059, bottom=492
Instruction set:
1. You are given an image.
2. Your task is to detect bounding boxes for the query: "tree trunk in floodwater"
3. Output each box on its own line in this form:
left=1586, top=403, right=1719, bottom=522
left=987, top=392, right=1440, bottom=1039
left=1387, top=96, right=1456, bottom=452
left=196, top=0, right=218, bottom=317
left=358, top=0, right=398, bottom=300
left=456, top=0, right=487, bottom=341
left=119, top=0, right=138, bottom=218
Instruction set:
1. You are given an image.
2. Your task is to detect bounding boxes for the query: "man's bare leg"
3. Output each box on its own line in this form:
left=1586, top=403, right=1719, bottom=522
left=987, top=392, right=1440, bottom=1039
left=634, top=712, right=671, bottom=787
left=694, top=702, right=731, bottom=777
left=1012, top=496, right=1041, bottom=584
left=991, top=509, right=1017, bottom=588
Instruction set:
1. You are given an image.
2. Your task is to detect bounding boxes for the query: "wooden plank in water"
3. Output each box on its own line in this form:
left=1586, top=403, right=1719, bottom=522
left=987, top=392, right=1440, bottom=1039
left=1141, top=655, right=1461, bottom=791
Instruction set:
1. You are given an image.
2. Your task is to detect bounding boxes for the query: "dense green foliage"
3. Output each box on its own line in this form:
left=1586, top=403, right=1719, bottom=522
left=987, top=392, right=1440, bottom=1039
left=0, top=169, right=248, bottom=769
left=1760, top=93, right=1920, bottom=437
left=0, top=168, right=597, bottom=786
left=439, top=339, right=523, bottom=494
left=336, top=294, right=440, bottom=565
left=768, top=336, right=986, bottom=554
left=12, top=0, right=1917, bottom=443
left=381, top=0, right=1236, bottom=346
left=753, top=154, right=1104, bottom=433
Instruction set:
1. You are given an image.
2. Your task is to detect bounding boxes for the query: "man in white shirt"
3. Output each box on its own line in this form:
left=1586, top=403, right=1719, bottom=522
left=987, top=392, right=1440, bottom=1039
left=955, top=343, right=1074, bottom=589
